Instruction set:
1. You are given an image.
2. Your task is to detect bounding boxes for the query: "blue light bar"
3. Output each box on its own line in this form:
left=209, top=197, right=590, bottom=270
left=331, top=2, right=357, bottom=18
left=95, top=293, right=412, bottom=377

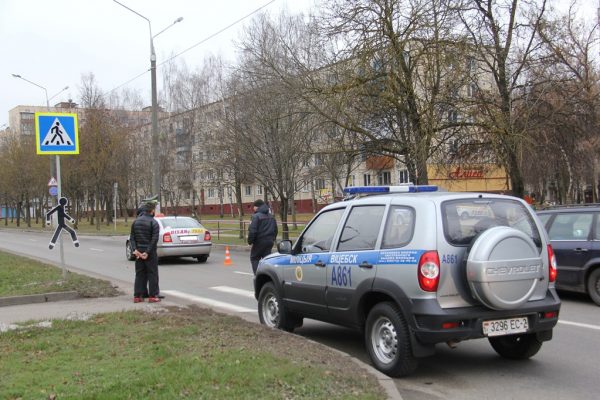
left=343, top=185, right=438, bottom=195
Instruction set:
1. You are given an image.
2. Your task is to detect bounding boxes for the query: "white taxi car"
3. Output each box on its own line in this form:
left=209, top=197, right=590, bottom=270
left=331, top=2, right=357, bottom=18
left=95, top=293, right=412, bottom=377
left=126, top=216, right=212, bottom=263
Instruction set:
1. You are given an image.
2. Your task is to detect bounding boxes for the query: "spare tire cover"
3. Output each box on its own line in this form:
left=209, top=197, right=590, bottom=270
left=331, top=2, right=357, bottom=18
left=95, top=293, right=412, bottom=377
left=466, top=226, right=543, bottom=310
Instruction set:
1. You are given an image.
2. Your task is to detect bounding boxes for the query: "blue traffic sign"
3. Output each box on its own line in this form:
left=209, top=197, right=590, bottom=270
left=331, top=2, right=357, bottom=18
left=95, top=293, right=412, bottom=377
left=49, top=186, right=58, bottom=196
left=35, top=113, right=79, bottom=155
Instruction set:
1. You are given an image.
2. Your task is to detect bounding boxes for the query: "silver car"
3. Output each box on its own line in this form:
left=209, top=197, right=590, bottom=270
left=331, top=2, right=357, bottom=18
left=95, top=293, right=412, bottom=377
left=254, top=185, right=560, bottom=377
left=127, top=216, right=211, bottom=263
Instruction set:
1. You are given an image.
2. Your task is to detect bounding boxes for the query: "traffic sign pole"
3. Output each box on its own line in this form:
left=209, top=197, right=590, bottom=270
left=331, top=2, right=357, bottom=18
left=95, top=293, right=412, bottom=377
left=57, top=155, right=66, bottom=279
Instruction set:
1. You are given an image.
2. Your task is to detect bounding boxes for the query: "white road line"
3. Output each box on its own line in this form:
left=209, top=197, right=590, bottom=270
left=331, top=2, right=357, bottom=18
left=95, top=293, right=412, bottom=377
left=211, top=286, right=255, bottom=298
left=233, top=271, right=253, bottom=276
left=89, top=248, right=104, bottom=252
left=29, top=239, right=37, bottom=242
left=161, top=290, right=255, bottom=313
left=559, top=320, right=600, bottom=331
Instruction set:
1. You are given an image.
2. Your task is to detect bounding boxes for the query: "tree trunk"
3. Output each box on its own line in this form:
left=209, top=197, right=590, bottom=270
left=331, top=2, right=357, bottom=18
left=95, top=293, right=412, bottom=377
left=279, top=195, right=289, bottom=241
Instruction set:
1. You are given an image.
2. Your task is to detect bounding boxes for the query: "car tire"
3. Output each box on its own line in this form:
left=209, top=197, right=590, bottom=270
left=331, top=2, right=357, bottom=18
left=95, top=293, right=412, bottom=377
left=488, top=333, right=542, bottom=359
left=196, top=255, right=209, bottom=263
left=365, top=302, right=417, bottom=377
left=258, top=282, right=298, bottom=332
left=126, top=241, right=135, bottom=261
left=586, top=268, right=600, bottom=306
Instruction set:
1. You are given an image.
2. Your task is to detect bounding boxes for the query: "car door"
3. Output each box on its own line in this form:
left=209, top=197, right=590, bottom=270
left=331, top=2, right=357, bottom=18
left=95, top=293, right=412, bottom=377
left=547, top=212, right=594, bottom=289
left=326, top=204, right=386, bottom=322
left=283, top=207, right=346, bottom=318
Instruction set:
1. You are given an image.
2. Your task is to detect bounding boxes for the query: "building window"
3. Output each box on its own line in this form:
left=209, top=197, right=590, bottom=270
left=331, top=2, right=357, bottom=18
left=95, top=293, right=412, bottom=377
left=347, top=175, right=355, bottom=187
left=302, top=180, right=310, bottom=192
left=315, top=178, right=326, bottom=191
left=448, top=110, right=458, bottom=123
left=378, top=171, right=391, bottom=185
left=314, top=154, right=324, bottom=166
left=466, top=56, right=476, bottom=72
left=467, top=83, right=477, bottom=98
left=363, top=174, right=371, bottom=186
left=245, top=185, right=252, bottom=196
left=257, top=185, right=263, bottom=195
left=398, top=169, right=410, bottom=184
left=208, top=188, right=216, bottom=198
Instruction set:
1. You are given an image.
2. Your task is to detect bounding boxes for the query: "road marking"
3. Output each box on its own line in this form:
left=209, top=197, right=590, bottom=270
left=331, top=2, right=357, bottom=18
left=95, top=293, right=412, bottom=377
left=234, top=271, right=253, bottom=276
left=559, top=320, right=600, bottom=331
left=89, top=248, right=104, bottom=252
left=211, top=286, right=255, bottom=298
left=161, top=290, right=255, bottom=313
left=29, top=239, right=37, bottom=242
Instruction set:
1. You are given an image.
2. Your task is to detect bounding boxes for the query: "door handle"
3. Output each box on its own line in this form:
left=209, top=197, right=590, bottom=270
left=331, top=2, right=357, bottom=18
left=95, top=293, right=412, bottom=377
left=359, top=261, right=373, bottom=269
left=314, top=260, right=326, bottom=267
left=574, top=248, right=588, bottom=252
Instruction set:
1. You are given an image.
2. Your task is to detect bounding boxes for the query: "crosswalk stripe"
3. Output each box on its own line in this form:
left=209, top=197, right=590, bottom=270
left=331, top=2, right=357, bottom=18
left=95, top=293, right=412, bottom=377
left=234, top=271, right=253, bottom=276
left=211, top=286, right=255, bottom=298
left=161, top=290, right=255, bottom=313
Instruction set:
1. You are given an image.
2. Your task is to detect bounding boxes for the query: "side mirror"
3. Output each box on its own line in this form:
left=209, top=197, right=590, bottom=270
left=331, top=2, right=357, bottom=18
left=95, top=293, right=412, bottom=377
left=277, top=240, right=292, bottom=254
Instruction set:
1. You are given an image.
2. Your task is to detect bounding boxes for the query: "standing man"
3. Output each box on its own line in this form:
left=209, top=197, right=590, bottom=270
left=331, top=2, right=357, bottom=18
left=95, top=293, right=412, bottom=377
left=129, top=199, right=160, bottom=303
left=248, top=199, right=278, bottom=274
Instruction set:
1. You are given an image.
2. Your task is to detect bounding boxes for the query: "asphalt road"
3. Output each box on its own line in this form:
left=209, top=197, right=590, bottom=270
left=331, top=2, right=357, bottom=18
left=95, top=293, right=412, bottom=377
left=1, top=230, right=598, bottom=400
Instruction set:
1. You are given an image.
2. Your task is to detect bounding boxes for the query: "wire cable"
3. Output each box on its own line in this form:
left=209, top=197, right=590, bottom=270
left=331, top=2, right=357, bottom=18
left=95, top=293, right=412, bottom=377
left=104, top=0, right=276, bottom=96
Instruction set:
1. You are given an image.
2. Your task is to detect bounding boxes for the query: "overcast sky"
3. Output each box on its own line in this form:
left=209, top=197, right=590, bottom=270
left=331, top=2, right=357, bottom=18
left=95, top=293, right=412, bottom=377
left=1, top=0, right=596, bottom=128
left=0, top=0, right=317, bottom=127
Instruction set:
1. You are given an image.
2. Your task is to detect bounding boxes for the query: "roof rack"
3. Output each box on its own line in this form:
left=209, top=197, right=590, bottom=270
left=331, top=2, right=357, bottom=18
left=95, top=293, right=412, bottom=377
left=343, top=185, right=438, bottom=200
left=539, top=203, right=600, bottom=210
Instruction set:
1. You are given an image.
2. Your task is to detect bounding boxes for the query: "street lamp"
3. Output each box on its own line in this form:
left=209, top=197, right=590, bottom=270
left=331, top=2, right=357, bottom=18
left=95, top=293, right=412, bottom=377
left=113, top=0, right=183, bottom=209
left=12, top=73, right=50, bottom=109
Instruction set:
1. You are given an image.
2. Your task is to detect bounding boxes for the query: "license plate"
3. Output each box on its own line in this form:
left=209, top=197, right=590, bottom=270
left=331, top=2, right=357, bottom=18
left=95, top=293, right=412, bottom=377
left=179, top=235, right=198, bottom=242
left=482, top=317, right=529, bottom=337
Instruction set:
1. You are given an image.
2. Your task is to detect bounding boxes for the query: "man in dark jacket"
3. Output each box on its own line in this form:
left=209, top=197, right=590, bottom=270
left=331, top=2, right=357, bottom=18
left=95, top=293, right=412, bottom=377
left=129, top=200, right=160, bottom=303
left=248, top=199, right=278, bottom=274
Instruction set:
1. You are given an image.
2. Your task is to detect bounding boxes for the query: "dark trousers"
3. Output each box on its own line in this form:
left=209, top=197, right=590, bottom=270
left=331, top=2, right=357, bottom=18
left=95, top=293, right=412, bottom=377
left=250, top=240, right=273, bottom=274
left=134, top=252, right=159, bottom=297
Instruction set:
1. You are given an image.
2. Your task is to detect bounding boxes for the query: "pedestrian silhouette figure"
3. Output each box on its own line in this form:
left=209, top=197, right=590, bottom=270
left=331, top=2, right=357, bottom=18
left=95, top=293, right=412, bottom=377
left=46, top=121, right=71, bottom=145
left=46, top=197, right=79, bottom=249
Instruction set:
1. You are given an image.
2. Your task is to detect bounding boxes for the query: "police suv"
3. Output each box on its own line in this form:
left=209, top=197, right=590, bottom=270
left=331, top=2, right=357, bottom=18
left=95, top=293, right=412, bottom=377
left=254, top=185, right=561, bottom=377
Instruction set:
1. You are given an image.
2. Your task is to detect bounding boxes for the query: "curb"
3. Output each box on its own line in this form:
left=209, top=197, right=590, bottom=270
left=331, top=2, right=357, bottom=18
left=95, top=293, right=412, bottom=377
left=0, top=291, right=79, bottom=307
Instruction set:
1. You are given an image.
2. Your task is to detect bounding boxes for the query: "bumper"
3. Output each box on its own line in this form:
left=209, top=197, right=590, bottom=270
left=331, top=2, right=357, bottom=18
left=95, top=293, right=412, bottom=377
left=410, top=290, right=561, bottom=345
left=157, top=243, right=211, bottom=258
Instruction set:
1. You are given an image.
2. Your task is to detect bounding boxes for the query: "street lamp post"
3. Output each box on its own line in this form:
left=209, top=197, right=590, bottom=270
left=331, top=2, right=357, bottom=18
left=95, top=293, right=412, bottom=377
left=113, top=1, right=182, bottom=210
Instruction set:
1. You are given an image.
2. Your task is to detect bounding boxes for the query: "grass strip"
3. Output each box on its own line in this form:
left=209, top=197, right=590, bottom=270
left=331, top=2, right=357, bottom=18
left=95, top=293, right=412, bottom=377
left=0, top=306, right=384, bottom=400
left=0, top=250, right=120, bottom=298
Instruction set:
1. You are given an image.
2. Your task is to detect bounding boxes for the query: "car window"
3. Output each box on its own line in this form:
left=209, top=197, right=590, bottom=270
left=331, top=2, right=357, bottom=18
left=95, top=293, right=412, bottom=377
left=548, top=213, right=593, bottom=240
left=537, top=214, right=551, bottom=227
left=299, top=208, right=345, bottom=253
left=442, top=199, right=542, bottom=249
left=381, top=206, right=415, bottom=249
left=596, top=215, right=600, bottom=240
left=337, top=205, right=385, bottom=252
left=159, top=217, right=202, bottom=229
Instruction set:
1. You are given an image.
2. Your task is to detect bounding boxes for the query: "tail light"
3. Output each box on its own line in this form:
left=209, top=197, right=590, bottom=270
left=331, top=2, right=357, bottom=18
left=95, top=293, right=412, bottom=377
left=418, top=251, right=440, bottom=292
left=163, top=232, right=172, bottom=243
left=204, top=231, right=211, bottom=241
left=547, top=244, right=557, bottom=282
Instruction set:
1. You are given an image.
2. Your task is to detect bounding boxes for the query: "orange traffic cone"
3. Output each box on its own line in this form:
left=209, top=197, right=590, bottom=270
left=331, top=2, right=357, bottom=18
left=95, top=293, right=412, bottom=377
left=224, top=246, right=232, bottom=266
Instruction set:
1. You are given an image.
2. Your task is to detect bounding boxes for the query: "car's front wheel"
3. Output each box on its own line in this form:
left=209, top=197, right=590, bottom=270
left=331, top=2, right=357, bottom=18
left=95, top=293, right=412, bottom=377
left=365, top=302, right=417, bottom=377
left=488, top=333, right=542, bottom=359
left=126, top=241, right=135, bottom=261
left=586, top=268, right=600, bottom=306
left=257, top=282, right=300, bottom=332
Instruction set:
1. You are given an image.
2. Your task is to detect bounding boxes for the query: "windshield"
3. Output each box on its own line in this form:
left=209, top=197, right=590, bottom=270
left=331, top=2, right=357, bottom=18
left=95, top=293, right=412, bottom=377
left=442, top=199, right=542, bottom=249
left=159, top=217, right=202, bottom=229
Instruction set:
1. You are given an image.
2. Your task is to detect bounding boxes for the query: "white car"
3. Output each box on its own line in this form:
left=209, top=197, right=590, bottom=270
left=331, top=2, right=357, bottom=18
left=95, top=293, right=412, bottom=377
left=127, top=216, right=212, bottom=263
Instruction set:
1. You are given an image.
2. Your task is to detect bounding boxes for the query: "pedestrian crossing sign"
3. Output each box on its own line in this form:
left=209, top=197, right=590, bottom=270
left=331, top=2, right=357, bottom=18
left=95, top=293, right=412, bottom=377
left=35, top=113, right=79, bottom=155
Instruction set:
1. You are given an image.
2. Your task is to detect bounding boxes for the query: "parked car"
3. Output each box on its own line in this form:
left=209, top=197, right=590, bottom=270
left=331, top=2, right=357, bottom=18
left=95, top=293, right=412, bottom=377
left=126, top=216, right=211, bottom=263
left=254, top=185, right=560, bottom=377
left=537, top=205, right=600, bottom=305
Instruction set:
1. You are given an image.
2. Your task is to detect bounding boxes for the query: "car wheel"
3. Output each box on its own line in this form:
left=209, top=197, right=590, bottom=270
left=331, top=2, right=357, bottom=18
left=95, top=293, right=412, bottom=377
left=126, top=241, right=135, bottom=261
left=586, top=268, right=600, bottom=306
left=196, top=255, right=209, bottom=263
left=257, top=282, right=298, bottom=332
left=365, top=302, right=417, bottom=377
left=488, top=333, right=542, bottom=359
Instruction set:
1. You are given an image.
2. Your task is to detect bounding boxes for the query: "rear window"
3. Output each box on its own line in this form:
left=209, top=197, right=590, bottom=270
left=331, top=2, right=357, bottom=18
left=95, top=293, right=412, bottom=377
left=159, top=217, right=202, bottom=229
left=442, top=199, right=541, bottom=248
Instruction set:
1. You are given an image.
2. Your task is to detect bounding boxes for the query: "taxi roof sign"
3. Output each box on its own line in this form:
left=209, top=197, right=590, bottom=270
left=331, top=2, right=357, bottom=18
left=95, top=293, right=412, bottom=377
left=35, top=112, right=79, bottom=155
